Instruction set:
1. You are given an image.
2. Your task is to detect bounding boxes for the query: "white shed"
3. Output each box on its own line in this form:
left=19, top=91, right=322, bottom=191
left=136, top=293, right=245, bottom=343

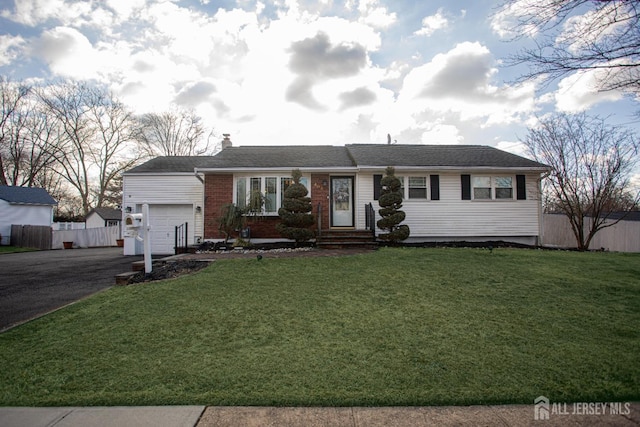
left=0, top=186, right=57, bottom=245
left=85, top=207, right=122, bottom=229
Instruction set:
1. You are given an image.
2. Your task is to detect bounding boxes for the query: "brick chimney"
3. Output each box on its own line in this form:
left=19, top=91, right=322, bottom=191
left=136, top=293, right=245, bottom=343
left=221, top=133, right=232, bottom=149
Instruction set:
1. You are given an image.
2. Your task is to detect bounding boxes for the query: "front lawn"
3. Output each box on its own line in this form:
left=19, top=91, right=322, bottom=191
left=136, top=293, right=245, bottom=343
left=0, top=248, right=638, bottom=406
left=0, top=246, right=37, bottom=254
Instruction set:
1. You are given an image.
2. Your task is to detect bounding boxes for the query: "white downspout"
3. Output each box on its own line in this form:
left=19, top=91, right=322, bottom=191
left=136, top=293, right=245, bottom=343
left=537, top=171, right=551, bottom=246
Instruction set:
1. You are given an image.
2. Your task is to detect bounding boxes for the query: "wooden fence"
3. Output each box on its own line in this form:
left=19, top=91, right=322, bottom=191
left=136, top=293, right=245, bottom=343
left=543, top=214, right=640, bottom=252
left=10, top=225, right=52, bottom=250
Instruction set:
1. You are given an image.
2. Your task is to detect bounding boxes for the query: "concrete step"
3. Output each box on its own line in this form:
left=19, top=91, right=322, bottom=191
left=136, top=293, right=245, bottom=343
left=317, top=229, right=377, bottom=249
left=115, top=271, right=139, bottom=285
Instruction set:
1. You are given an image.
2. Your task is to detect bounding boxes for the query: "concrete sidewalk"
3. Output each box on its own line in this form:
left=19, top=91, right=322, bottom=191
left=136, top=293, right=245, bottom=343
left=1, top=404, right=639, bottom=426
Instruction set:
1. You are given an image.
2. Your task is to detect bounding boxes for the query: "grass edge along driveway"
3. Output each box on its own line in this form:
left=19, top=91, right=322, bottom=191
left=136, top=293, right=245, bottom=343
left=0, top=247, right=638, bottom=406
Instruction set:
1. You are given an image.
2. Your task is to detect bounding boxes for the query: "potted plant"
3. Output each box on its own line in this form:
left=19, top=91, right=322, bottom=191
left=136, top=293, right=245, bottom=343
left=63, top=241, right=73, bottom=249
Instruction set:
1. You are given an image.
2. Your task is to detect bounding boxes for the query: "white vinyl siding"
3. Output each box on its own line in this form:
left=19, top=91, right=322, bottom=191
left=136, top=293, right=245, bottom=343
left=122, top=174, right=204, bottom=253
left=0, top=200, right=54, bottom=246
left=357, top=172, right=541, bottom=238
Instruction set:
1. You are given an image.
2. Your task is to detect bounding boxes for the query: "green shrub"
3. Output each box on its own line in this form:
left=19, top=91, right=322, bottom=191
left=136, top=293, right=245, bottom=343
left=377, top=166, right=409, bottom=242
left=277, top=169, right=315, bottom=244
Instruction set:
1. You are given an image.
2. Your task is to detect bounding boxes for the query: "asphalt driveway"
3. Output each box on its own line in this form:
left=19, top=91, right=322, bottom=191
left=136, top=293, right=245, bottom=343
left=0, top=247, right=142, bottom=331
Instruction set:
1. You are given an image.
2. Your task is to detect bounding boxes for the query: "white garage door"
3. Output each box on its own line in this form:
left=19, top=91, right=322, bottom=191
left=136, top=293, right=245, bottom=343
left=147, top=204, right=193, bottom=255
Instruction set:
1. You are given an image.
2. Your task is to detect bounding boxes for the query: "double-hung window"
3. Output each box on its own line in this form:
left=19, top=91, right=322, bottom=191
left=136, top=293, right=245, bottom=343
left=468, top=176, right=514, bottom=200
left=408, top=176, right=427, bottom=199
left=374, top=174, right=439, bottom=200
left=495, top=177, right=513, bottom=199
left=236, top=175, right=309, bottom=215
left=472, top=176, right=492, bottom=200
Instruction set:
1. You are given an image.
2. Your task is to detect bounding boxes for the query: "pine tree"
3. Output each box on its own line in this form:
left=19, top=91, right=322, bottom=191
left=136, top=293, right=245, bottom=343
left=277, top=169, right=315, bottom=244
left=377, top=166, right=410, bottom=243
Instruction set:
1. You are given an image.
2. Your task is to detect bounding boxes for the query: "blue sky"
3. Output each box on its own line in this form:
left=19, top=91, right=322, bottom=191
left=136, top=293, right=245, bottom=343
left=0, top=0, right=638, bottom=163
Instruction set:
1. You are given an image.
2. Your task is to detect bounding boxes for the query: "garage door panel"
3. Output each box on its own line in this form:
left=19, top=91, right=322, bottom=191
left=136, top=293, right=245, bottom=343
left=148, top=204, right=193, bottom=255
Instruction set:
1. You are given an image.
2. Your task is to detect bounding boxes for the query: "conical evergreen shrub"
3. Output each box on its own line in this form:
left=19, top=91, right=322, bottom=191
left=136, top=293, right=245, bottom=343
left=377, top=166, right=410, bottom=242
left=277, top=169, right=315, bottom=244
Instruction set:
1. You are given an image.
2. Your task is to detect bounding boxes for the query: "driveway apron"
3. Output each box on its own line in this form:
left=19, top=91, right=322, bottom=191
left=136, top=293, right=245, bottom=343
left=0, top=248, right=142, bottom=331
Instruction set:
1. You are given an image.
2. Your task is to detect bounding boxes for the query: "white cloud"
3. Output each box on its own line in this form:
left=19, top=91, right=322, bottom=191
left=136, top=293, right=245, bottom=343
left=0, top=35, right=25, bottom=67
left=420, top=123, right=463, bottom=144
left=555, top=69, right=623, bottom=113
left=414, top=9, right=448, bottom=37
left=35, top=27, right=100, bottom=79
left=357, top=0, right=396, bottom=29
left=490, top=0, right=549, bottom=39
left=398, top=42, right=536, bottom=124
left=496, top=140, right=529, bottom=157
left=3, top=0, right=601, bottom=149
left=557, top=2, right=630, bottom=54
left=0, top=0, right=118, bottom=28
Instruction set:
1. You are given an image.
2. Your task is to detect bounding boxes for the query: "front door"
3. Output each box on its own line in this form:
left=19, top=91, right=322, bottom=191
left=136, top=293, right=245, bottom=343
left=331, top=176, right=354, bottom=227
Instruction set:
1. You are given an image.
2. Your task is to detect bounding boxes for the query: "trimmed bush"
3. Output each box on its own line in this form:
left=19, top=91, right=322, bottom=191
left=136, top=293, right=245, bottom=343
left=377, top=166, right=410, bottom=242
left=277, top=169, right=315, bottom=244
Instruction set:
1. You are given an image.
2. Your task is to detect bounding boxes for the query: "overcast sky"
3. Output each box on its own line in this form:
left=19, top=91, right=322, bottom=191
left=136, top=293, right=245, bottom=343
left=1, top=0, right=638, bottom=157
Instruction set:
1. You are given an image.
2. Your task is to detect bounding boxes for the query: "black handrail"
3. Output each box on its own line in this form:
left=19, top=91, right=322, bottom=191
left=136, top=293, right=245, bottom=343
left=317, top=203, right=322, bottom=238
left=365, top=202, right=376, bottom=235
left=174, top=222, right=188, bottom=254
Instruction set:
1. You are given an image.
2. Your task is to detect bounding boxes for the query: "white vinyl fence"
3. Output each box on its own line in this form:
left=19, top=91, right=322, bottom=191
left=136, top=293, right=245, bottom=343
left=52, top=225, right=120, bottom=250
left=543, top=214, right=640, bottom=252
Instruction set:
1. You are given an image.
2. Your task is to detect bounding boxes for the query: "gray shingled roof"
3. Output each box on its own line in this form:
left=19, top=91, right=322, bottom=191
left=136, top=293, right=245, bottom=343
left=197, top=146, right=356, bottom=169
left=87, top=207, right=122, bottom=221
left=346, top=144, right=546, bottom=168
left=125, top=144, right=548, bottom=173
left=126, top=156, right=215, bottom=173
left=0, top=186, right=57, bottom=205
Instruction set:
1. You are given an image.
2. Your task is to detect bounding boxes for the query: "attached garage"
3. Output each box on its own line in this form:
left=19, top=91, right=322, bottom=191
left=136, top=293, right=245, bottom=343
left=129, top=203, right=196, bottom=255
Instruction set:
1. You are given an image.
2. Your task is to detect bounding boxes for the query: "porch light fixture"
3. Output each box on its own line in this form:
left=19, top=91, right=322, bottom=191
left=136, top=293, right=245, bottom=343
left=196, top=206, right=202, bottom=213
left=125, top=206, right=132, bottom=213
left=322, top=179, right=328, bottom=187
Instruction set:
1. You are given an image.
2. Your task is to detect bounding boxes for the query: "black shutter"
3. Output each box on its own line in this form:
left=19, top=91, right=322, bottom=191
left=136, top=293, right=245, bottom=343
left=373, top=174, right=382, bottom=200
left=430, top=175, right=440, bottom=200
left=461, top=174, right=471, bottom=200
left=516, top=175, right=526, bottom=200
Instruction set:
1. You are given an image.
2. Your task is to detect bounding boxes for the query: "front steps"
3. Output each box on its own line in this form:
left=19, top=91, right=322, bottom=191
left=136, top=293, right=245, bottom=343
left=316, top=229, right=378, bottom=249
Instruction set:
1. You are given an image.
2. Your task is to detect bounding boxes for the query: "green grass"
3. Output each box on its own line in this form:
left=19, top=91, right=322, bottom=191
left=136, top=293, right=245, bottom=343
left=0, top=246, right=38, bottom=254
left=1, top=248, right=639, bottom=406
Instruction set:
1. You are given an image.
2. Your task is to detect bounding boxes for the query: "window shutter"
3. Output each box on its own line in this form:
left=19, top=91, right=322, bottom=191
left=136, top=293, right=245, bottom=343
left=461, top=174, right=471, bottom=200
left=516, top=175, right=526, bottom=200
left=430, top=175, right=440, bottom=200
left=373, top=174, right=382, bottom=200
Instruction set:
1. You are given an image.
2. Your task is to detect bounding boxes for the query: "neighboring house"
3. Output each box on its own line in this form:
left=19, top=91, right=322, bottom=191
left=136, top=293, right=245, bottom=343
left=85, top=207, right=122, bottom=229
left=122, top=140, right=549, bottom=255
left=0, top=186, right=57, bottom=246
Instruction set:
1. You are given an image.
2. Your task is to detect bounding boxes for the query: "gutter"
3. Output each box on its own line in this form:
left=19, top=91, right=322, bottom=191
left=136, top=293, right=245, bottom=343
left=194, top=168, right=204, bottom=184
left=537, top=170, right=552, bottom=246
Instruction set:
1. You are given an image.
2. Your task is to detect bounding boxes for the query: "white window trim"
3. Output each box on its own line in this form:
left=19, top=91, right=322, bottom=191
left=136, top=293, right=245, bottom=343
left=471, top=175, right=515, bottom=201
left=397, top=176, right=429, bottom=200
left=234, top=174, right=311, bottom=216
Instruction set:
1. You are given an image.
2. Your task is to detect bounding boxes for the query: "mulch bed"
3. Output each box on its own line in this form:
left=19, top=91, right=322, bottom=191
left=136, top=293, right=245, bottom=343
left=126, top=247, right=376, bottom=284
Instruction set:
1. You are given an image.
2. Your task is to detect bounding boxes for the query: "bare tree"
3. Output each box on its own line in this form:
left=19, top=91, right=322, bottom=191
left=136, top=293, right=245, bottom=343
left=0, top=76, right=31, bottom=185
left=38, top=80, right=139, bottom=215
left=87, top=95, right=139, bottom=208
left=496, top=0, right=640, bottom=96
left=522, top=113, right=639, bottom=250
left=135, top=109, right=212, bottom=157
left=1, top=100, right=61, bottom=188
